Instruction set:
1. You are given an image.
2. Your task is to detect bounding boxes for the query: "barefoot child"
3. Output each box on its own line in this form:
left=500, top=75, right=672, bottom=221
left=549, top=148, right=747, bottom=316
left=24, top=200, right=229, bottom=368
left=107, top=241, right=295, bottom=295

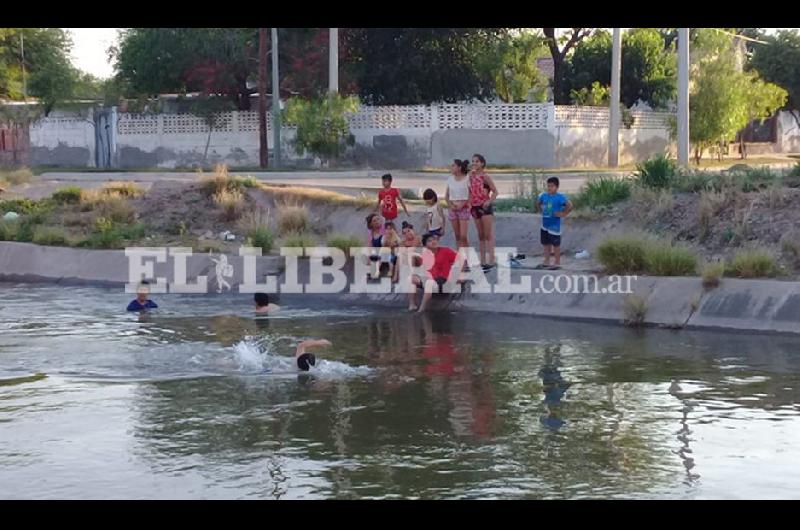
left=537, top=177, right=573, bottom=270
left=374, top=173, right=409, bottom=222
left=423, top=188, right=446, bottom=238
left=382, top=221, right=401, bottom=279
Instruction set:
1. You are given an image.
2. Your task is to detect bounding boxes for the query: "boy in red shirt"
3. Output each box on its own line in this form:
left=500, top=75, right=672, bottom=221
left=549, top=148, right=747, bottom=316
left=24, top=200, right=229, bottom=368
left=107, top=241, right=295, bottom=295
left=407, top=233, right=462, bottom=312
left=374, top=173, right=409, bottom=221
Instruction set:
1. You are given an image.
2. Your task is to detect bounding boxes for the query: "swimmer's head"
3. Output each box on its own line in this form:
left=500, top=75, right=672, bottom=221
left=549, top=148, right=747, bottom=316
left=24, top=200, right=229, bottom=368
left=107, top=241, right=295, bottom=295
left=136, top=280, right=151, bottom=301
left=254, top=292, right=270, bottom=308
left=296, top=352, right=316, bottom=372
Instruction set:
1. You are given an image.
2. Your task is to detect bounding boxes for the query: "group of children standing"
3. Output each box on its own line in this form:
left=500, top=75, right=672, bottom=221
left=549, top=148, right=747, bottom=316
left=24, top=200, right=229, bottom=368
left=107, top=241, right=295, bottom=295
left=367, top=152, right=573, bottom=278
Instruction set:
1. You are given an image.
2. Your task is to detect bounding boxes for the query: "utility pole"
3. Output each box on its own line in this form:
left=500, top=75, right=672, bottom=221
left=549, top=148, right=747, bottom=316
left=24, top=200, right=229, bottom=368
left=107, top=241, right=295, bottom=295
left=329, top=28, right=339, bottom=93
left=258, top=28, right=268, bottom=168
left=608, top=28, right=621, bottom=167
left=271, top=28, right=281, bottom=168
left=677, top=28, right=690, bottom=167
left=20, top=30, right=27, bottom=101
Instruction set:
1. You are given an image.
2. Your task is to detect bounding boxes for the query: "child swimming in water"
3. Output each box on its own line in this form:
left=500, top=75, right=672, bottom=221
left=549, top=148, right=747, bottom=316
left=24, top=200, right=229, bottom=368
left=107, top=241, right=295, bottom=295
left=126, top=280, right=158, bottom=312
left=254, top=292, right=281, bottom=315
left=295, top=339, right=332, bottom=371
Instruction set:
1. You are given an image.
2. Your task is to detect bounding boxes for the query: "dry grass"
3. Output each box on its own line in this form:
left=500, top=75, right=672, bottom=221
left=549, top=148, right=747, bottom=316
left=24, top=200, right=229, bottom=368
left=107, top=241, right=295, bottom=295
left=629, top=186, right=674, bottom=223
left=0, top=167, right=34, bottom=186
left=622, top=295, right=648, bottom=327
left=237, top=207, right=272, bottom=234
left=697, top=189, right=731, bottom=240
left=780, top=229, right=800, bottom=267
left=102, top=181, right=143, bottom=197
left=257, top=183, right=372, bottom=207
left=213, top=187, right=244, bottom=221
left=276, top=203, right=310, bottom=235
left=701, top=262, right=725, bottom=289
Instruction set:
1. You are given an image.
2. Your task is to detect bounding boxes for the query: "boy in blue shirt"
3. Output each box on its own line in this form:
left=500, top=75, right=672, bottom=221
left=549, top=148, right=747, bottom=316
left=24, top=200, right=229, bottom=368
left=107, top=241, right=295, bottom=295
left=537, top=177, right=572, bottom=270
left=126, top=280, right=158, bottom=312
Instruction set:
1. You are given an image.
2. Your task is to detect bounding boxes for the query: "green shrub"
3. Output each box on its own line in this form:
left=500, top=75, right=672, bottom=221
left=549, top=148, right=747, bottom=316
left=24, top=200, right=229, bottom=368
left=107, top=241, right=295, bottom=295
left=0, top=219, right=20, bottom=241
left=81, top=221, right=146, bottom=249
left=0, top=198, right=50, bottom=215
left=282, top=231, right=316, bottom=249
left=400, top=188, right=419, bottom=200
left=248, top=226, right=274, bottom=253
left=327, top=234, right=362, bottom=254
left=635, top=154, right=678, bottom=189
left=493, top=174, right=542, bottom=213
left=572, top=177, right=631, bottom=209
left=51, top=186, right=83, bottom=204
left=32, top=225, right=70, bottom=246
left=597, top=236, right=649, bottom=274
left=644, top=245, right=697, bottom=276
left=726, top=250, right=779, bottom=278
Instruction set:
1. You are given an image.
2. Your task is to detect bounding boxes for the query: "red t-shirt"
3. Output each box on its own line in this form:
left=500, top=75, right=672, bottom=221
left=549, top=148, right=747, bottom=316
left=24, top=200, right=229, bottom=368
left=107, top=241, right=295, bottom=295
left=428, top=246, right=458, bottom=280
left=378, top=188, right=400, bottom=219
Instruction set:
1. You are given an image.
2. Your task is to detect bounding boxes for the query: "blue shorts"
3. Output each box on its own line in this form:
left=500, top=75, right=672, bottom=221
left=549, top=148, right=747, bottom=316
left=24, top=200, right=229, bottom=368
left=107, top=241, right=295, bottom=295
left=540, top=229, right=561, bottom=247
left=427, top=227, right=444, bottom=237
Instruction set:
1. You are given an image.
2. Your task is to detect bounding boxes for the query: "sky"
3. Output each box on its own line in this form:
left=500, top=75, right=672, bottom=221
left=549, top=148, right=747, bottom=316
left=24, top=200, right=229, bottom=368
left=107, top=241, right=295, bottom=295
left=64, top=28, right=799, bottom=80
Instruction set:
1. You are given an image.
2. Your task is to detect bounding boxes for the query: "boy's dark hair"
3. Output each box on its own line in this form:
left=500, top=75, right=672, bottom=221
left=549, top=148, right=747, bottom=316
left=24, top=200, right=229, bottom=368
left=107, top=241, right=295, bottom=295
left=546, top=176, right=560, bottom=187
left=422, top=188, right=438, bottom=202
left=381, top=173, right=393, bottom=183
left=384, top=221, right=396, bottom=229
left=297, top=353, right=316, bottom=371
left=422, top=233, right=438, bottom=247
left=254, top=292, right=270, bottom=307
left=140, top=280, right=150, bottom=285
left=402, top=221, right=413, bottom=230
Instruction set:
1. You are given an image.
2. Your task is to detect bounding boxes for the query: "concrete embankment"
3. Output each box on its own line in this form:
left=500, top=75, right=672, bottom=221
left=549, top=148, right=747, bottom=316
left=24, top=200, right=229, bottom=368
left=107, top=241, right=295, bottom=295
left=1, top=242, right=799, bottom=336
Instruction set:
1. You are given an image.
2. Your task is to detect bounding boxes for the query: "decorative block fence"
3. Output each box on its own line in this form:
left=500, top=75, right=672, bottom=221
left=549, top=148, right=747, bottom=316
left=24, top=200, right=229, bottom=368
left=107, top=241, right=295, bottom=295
left=20, top=102, right=717, bottom=169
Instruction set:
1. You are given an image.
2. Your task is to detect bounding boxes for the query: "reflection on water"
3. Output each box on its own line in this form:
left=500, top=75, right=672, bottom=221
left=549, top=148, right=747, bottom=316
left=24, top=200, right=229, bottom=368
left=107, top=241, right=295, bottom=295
left=1, top=283, right=800, bottom=499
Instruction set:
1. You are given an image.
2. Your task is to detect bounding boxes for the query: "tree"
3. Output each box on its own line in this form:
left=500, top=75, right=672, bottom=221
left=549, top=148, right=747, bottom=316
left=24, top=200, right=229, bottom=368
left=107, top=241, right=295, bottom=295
left=282, top=94, right=359, bottom=164
left=565, top=29, right=676, bottom=109
left=112, top=28, right=258, bottom=110
left=689, top=29, right=786, bottom=163
left=1, top=28, right=78, bottom=114
left=343, top=28, right=507, bottom=105
left=749, top=29, right=800, bottom=122
left=543, top=28, right=594, bottom=104
left=739, top=72, right=787, bottom=158
left=492, top=32, right=550, bottom=103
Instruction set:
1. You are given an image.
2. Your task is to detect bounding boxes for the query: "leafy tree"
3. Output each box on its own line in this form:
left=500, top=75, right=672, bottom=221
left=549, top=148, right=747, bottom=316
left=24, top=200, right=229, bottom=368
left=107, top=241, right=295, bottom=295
left=543, top=28, right=594, bottom=104
left=689, top=29, right=786, bottom=163
left=570, top=81, right=609, bottom=107
left=282, top=94, right=359, bottom=164
left=493, top=32, right=550, bottom=103
left=112, top=28, right=258, bottom=110
left=749, top=29, right=800, bottom=118
left=565, top=29, right=675, bottom=109
left=343, top=28, right=507, bottom=105
left=0, top=28, right=78, bottom=114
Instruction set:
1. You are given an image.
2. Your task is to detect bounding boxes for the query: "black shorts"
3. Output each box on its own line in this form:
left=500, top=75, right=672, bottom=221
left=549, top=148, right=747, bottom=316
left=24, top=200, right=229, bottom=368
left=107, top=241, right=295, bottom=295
left=471, top=204, right=494, bottom=219
left=417, top=277, right=448, bottom=293
left=540, top=229, right=561, bottom=247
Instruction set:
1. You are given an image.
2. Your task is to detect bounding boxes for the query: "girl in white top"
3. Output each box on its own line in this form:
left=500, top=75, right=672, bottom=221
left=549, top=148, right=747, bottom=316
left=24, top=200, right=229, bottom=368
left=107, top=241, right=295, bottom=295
left=445, top=158, right=471, bottom=250
left=422, top=188, right=446, bottom=237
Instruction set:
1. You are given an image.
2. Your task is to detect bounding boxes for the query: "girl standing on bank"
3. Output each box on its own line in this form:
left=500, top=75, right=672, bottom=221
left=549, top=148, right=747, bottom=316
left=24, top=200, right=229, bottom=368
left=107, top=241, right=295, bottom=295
left=445, top=158, right=471, bottom=252
left=469, top=153, right=498, bottom=272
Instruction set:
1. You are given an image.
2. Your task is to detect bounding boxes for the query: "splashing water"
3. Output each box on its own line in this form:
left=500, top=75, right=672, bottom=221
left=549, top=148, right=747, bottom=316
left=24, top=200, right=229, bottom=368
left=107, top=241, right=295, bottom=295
left=231, top=336, right=372, bottom=377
